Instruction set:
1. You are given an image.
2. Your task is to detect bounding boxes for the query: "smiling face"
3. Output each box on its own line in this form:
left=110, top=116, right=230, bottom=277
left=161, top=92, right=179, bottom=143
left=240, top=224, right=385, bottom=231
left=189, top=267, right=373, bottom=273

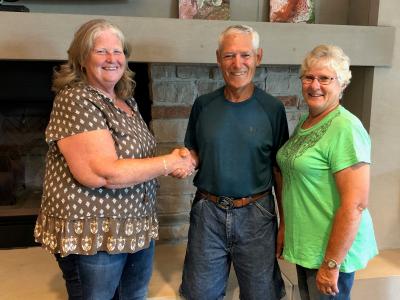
left=84, top=29, right=126, bottom=95
left=217, top=32, right=262, bottom=101
left=301, top=65, right=343, bottom=117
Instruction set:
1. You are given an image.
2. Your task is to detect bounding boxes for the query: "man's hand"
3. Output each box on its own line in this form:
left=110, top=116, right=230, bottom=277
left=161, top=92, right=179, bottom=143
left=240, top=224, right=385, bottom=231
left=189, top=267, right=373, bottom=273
left=276, top=224, right=284, bottom=259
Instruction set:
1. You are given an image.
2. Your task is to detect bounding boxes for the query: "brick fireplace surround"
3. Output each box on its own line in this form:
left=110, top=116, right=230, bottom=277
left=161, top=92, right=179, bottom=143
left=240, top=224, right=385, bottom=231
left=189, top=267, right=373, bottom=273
left=0, top=60, right=305, bottom=246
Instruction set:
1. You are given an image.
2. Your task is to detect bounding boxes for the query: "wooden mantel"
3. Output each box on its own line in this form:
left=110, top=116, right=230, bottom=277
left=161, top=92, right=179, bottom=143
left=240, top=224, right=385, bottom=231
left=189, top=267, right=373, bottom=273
left=0, top=12, right=395, bottom=66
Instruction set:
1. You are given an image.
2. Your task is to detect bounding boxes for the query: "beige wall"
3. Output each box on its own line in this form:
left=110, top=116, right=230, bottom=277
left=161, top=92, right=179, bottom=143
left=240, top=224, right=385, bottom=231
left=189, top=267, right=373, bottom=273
left=369, top=0, right=400, bottom=249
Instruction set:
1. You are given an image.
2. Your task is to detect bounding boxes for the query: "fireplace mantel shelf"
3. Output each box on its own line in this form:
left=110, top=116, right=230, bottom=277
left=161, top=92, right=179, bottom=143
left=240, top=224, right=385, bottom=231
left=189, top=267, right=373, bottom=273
left=0, top=12, right=395, bottom=66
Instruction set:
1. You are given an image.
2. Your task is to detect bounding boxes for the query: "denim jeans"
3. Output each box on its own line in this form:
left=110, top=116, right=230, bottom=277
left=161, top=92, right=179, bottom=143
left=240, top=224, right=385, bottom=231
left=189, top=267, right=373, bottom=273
left=180, top=192, right=285, bottom=300
left=296, top=265, right=355, bottom=300
left=55, top=240, right=155, bottom=300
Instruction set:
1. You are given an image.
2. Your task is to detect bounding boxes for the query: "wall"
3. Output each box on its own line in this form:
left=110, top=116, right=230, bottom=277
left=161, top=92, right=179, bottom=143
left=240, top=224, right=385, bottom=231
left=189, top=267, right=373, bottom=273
left=369, top=0, right=400, bottom=249
left=15, top=0, right=349, bottom=23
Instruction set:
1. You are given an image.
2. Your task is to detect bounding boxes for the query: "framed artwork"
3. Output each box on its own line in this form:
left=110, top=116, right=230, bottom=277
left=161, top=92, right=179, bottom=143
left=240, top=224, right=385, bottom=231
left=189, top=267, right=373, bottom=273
left=269, top=0, right=315, bottom=23
left=179, top=0, right=230, bottom=20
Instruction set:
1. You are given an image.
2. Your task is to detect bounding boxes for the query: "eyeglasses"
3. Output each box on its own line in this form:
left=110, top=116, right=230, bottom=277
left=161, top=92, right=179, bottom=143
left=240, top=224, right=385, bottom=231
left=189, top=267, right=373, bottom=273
left=300, top=75, right=337, bottom=85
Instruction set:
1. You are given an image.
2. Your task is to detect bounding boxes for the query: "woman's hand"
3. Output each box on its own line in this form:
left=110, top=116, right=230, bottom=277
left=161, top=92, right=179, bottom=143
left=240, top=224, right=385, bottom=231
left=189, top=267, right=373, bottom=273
left=169, top=148, right=198, bottom=179
left=316, top=266, right=339, bottom=296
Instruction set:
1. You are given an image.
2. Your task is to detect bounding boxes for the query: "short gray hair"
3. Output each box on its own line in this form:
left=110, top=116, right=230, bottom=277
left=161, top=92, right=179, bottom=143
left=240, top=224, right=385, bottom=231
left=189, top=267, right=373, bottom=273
left=300, top=44, right=352, bottom=91
left=218, top=24, right=260, bottom=51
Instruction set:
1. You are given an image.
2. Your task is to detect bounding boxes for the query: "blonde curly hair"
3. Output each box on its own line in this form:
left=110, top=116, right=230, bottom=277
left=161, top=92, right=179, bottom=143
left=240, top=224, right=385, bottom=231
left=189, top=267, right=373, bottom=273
left=52, top=19, right=135, bottom=99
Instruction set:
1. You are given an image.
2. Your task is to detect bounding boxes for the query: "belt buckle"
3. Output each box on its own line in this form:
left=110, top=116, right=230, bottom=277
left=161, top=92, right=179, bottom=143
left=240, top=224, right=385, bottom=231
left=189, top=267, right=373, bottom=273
left=216, top=196, right=234, bottom=210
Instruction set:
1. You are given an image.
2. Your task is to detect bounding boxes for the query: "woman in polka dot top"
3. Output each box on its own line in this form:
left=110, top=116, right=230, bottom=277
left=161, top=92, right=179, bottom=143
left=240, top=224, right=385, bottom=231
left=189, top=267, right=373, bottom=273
left=34, top=19, right=196, bottom=299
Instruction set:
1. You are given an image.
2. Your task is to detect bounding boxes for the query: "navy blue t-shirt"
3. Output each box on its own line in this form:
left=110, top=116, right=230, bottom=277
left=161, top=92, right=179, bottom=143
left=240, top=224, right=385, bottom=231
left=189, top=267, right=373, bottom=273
left=185, top=86, right=288, bottom=198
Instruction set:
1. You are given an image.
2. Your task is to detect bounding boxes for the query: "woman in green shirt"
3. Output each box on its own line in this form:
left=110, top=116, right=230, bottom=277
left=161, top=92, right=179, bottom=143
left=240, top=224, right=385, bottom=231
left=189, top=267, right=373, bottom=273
left=276, top=44, right=378, bottom=300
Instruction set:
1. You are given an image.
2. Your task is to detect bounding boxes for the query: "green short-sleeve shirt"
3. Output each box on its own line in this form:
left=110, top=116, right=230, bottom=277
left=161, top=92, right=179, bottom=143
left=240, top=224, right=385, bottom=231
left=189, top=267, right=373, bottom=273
left=277, top=106, right=378, bottom=272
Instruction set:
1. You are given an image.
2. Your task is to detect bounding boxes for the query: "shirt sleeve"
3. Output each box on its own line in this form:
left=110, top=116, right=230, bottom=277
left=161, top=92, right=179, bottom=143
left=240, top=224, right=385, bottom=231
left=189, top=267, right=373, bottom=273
left=45, top=86, right=108, bottom=144
left=184, top=98, right=201, bottom=152
left=272, top=101, right=289, bottom=166
left=328, top=118, right=371, bottom=173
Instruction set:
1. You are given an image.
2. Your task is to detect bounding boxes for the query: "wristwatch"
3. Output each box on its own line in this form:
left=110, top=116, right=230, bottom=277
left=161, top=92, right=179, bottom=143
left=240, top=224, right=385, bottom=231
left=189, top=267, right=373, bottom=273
left=324, top=258, right=341, bottom=270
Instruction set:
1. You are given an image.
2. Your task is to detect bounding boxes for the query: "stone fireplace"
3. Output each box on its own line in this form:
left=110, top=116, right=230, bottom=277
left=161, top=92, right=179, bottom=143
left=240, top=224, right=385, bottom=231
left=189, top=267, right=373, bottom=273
left=0, top=60, right=151, bottom=247
left=0, top=59, right=305, bottom=247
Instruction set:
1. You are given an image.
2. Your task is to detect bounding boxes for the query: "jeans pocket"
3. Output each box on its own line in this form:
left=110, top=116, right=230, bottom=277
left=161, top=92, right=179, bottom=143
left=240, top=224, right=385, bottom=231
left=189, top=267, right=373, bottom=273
left=254, top=196, right=276, bottom=219
left=190, top=193, right=207, bottom=219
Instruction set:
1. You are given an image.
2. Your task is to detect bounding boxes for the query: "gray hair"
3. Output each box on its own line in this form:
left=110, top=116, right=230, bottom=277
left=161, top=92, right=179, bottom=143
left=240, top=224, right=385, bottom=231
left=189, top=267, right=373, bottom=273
left=300, top=44, right=352, bottom=92
left=218, top=24, right=260, bottom=51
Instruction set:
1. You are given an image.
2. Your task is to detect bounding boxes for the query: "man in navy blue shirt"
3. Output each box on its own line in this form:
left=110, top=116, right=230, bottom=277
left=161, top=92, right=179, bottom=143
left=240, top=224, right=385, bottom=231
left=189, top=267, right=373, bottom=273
left=178, top=24, right=288, bottom=300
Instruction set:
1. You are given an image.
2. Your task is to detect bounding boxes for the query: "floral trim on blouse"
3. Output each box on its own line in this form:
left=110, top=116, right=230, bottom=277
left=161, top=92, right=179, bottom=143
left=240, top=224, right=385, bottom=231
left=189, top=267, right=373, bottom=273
left=34, top=213, right=158, bottom=257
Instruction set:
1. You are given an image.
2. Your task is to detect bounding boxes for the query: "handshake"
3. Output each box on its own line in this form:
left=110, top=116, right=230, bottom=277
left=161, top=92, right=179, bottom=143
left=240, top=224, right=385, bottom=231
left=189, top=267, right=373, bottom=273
left=166, top=147, right=198, bottom=179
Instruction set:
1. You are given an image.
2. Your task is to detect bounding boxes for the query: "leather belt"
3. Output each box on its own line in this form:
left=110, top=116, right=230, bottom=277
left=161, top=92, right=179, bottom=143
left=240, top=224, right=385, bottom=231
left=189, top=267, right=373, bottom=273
left=196, top=189, right=271, bottom=210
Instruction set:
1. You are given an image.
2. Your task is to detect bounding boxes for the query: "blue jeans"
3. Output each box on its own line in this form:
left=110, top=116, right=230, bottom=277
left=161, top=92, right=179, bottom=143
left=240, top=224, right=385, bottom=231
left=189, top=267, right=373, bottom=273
left=296, top=265, right=355, bottom=300
left=180, top=192, right=285, bottom=300
left=55, top=240, right=155, bottom=300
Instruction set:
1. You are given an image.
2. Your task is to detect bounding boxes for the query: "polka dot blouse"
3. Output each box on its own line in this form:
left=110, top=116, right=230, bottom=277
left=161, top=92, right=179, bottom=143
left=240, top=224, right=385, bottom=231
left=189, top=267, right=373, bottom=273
left=34, top=84, right=159, bottom=256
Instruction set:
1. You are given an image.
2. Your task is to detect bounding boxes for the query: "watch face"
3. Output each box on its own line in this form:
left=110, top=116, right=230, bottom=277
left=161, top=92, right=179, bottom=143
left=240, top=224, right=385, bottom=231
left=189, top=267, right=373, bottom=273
left=326, top=259, right=339, bottom=269
left=328, top=260, right=336, bottom=268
